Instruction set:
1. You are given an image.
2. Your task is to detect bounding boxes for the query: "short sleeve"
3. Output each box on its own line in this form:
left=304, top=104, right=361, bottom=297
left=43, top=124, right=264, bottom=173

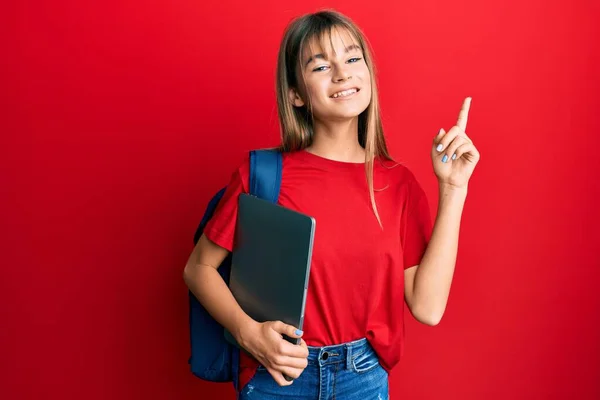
left=400, top=177, right=433, bottom=269
left=203, top=156, right=250, bottom=252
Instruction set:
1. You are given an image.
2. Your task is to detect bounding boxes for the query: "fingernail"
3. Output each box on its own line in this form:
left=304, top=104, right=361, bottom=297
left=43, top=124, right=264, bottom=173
left=442, top=155, right=448, bottom=163
left=436, top=144, right=443, bottom=152
left=452, top=154, right=457, bottom=160
left=438, top=128, right=444, bottom=136
left=295, top=329, right=303, bottom=336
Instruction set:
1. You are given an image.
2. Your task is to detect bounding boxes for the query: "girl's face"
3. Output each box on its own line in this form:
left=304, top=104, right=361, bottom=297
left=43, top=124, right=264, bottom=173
left=292, top=28, right=372, bottom=122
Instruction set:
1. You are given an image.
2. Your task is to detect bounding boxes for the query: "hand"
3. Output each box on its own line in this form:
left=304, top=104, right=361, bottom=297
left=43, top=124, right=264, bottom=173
left=241, top=320, right=309, bottom=386
left=432, top=97, right=481, bottom=189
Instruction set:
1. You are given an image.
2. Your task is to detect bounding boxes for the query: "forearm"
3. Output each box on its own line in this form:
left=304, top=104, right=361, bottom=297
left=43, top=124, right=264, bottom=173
left=412, top=183, right=467, bottom=324
left=184, top=263, right=257, bottom=346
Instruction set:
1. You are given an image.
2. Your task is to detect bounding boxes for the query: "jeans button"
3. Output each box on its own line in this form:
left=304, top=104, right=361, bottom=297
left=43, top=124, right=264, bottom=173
left=322, top=351, right=329, bottom=361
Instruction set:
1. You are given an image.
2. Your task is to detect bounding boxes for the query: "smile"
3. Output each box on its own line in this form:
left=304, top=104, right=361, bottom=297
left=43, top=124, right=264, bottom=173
left=330, top=88, right=360, bottom=98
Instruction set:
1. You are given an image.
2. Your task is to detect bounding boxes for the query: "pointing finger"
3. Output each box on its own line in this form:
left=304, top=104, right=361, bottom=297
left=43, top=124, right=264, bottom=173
left=457, top=97, right=472, bottom=131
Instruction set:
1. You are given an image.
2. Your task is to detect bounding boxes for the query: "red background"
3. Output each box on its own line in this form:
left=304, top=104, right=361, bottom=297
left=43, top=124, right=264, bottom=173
left=3, top=0, right=600, bottom=399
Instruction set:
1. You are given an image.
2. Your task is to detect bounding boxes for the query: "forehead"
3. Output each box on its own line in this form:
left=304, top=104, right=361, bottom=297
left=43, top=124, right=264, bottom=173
left=301, top=27, right=362, bottom=61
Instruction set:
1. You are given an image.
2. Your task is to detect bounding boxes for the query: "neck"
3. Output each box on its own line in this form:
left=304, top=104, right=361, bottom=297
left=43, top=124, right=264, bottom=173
left=307, top=116, right=365, bottom=163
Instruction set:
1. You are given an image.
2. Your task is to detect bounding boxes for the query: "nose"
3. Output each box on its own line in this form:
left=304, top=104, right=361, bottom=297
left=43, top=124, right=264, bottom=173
left=333, top=66, right=352, bottom=82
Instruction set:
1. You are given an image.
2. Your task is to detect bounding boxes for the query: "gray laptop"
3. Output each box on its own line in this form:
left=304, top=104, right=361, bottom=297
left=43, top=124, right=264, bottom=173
left=226, top=193, right=316, bottom=347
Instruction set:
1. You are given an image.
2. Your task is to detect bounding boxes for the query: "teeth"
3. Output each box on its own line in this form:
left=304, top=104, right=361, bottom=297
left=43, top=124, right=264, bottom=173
left=332, top=88, right=357, bottom=98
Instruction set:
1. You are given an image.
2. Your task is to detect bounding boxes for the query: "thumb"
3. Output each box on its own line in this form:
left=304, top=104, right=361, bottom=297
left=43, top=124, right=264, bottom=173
left=433, top=128, right=445, bottom=147
left=272, top=321, right=303, bottom=338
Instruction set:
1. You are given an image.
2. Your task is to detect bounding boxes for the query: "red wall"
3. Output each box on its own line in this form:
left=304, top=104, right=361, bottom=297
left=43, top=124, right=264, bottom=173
left=3, top=1, right=599, bottom=399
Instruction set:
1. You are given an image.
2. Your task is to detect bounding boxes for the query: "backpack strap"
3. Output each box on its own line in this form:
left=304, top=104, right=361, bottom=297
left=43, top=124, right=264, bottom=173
left=228, top=149, right=281, bottom=390
left=249, top=149, right=282, bottom=203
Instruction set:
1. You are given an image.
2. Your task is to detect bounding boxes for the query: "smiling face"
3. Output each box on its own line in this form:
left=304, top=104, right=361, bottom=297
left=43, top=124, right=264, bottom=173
left=290, top=27, right=372, bottom=122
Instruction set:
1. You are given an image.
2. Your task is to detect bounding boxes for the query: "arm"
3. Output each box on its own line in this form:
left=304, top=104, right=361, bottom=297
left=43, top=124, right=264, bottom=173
left=183, top=233, right=309, bottom=385
left=183, top=233, right=256, bottom=345
left=405, top=97, right=480, bottom=326
left=404, top=183, right=467, bottom=326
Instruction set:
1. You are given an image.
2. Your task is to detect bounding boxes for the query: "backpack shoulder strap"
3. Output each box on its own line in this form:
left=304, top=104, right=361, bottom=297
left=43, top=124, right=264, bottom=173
left=249, top=149, right=282, bottom=203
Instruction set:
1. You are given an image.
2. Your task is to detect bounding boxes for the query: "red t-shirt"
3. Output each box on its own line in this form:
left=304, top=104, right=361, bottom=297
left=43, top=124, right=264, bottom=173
left=203, top=149, right=433, bottom=390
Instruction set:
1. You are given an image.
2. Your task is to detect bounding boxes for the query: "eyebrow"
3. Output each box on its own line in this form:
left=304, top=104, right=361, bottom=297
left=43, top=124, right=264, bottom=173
left=304, top=44, right=362, bottom=68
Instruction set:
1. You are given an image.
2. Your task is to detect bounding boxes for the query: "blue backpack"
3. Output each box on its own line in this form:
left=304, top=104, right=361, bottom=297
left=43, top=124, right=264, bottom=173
left=188, top=149, right=283, bottom=390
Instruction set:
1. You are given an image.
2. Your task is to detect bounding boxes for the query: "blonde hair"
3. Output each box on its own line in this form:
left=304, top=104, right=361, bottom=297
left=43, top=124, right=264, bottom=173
left=276, top=9, right=393, bottom=227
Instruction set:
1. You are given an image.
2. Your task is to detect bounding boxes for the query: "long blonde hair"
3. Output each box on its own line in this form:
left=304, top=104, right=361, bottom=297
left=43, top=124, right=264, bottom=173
left=276, top=10, right=393, bottom=227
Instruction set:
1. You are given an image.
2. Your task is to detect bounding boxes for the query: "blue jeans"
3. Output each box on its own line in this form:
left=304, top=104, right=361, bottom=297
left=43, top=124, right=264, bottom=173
left=238, top=338, right=389, bottom=400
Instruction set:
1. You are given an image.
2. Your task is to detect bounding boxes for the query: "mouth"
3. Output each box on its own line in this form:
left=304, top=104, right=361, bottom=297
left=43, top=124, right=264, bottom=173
left=330, top=88, right=360, bottom=99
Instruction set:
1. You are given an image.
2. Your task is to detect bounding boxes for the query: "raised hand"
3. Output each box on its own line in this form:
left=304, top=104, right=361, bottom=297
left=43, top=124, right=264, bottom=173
left=432, top=97, right=481, bottom=189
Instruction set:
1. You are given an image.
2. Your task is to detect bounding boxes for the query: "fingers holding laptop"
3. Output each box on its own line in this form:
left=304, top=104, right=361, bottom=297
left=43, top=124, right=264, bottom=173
left=243, top=320, right=309, bottom=386
left=261, top=321, right=308, bottom=385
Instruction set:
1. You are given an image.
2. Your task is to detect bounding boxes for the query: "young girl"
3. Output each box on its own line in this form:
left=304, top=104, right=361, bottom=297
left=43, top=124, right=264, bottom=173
left=184, top=9, right=480, bottom=400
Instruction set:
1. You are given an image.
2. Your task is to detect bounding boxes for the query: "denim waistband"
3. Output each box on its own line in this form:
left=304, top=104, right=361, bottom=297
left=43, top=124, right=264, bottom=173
left=305, top=338, right=371, bottom=369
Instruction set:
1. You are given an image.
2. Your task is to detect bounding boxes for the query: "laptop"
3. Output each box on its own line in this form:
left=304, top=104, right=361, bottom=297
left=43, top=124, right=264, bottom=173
left=225, top=193, right=316, bottom=347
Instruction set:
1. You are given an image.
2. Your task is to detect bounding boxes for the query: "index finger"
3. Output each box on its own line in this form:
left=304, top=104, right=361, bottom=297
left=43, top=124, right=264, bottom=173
left=456, top=97, right=472, bottom=131
left=282, top=340, right=309, bottom=358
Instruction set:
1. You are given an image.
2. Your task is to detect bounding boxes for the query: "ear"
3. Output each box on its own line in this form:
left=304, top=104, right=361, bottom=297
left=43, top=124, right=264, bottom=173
left=288, top=88, right=305, bottom=107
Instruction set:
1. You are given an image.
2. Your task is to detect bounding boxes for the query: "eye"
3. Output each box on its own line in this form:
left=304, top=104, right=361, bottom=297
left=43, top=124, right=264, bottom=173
left=312, top=57, right=362, bottom=72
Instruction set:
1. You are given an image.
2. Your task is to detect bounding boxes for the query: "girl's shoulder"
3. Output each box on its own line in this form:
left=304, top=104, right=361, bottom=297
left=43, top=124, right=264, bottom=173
left=374, top=157, right=421, bottom=183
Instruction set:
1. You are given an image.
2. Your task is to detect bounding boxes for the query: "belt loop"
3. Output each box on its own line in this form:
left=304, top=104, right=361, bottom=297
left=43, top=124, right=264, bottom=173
left=345, top=342, right=353, bottom=370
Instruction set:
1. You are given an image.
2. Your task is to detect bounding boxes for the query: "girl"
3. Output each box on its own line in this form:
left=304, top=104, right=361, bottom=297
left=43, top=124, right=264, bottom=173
left=184, top=9, right=480, bottom=400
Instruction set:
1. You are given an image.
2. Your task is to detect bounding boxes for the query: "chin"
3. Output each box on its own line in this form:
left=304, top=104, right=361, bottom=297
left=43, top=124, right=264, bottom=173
left=320, top=104, right=369, bottom=120
left=334, top=105, right=369, bottom=119
left=314, top=110, right=359, bottom=121
left=337, top=111, right=364, bottom=120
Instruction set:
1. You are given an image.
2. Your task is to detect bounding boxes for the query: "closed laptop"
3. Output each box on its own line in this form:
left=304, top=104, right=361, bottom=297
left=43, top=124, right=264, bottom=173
left=226, top=193, right=316, bottom=347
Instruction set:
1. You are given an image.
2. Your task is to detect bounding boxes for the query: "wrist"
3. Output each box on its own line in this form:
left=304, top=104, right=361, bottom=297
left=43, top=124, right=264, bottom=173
left=234, top=314, right=259, bottom=350
left=439, top=182, right=468, bottom=196
left=438, top=183, right=468, bottom=212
